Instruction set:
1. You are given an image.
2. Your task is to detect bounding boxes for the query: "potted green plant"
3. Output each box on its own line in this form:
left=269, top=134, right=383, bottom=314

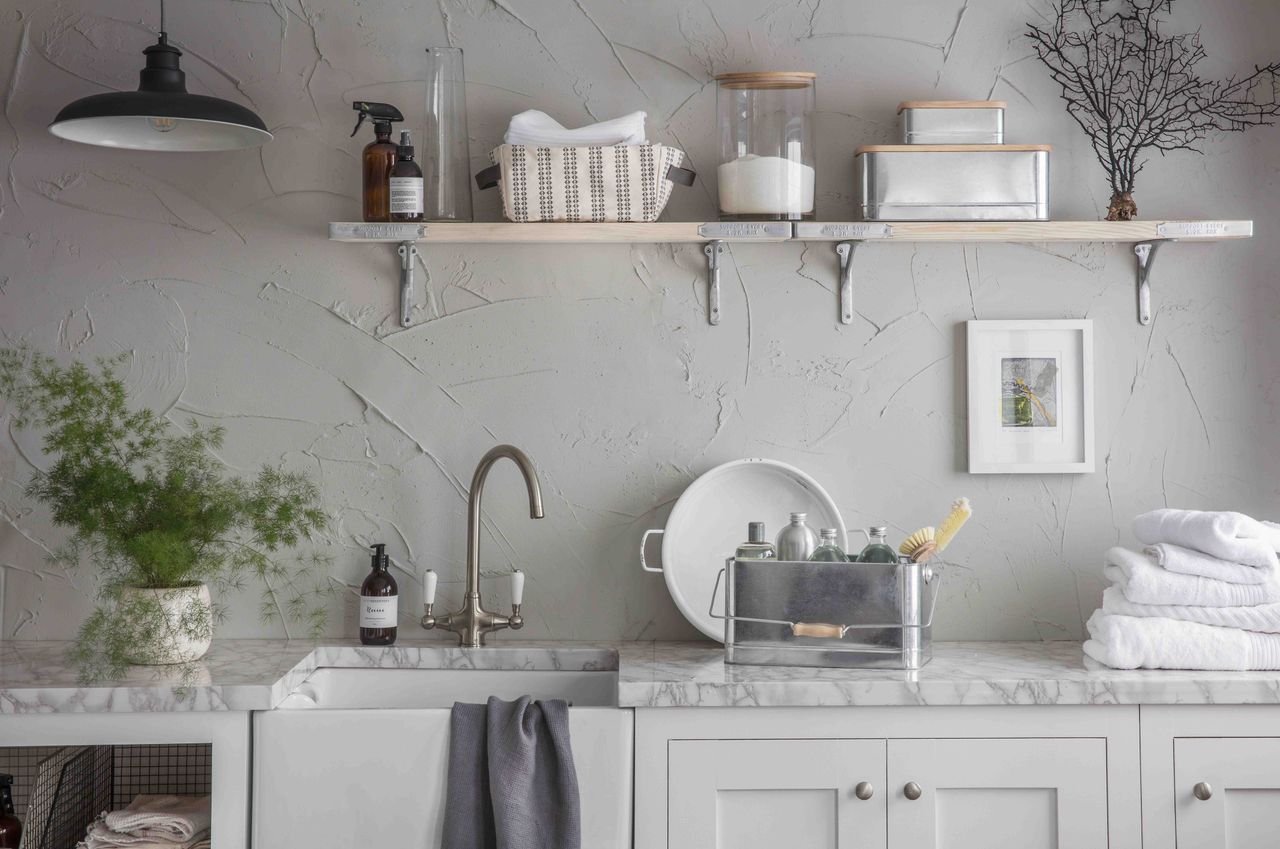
left=0, top=348, right=329, bottom=679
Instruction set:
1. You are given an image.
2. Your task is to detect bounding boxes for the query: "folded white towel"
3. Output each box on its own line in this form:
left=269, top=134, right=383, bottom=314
left=1084, top=610, right=1280, bottom=670
left=1103, top=547, right=1280, bottom=607
left=101, top=795, right=210, bottom=845
left=504, top=109, right=647, bottom=146
left=1133, top=508, right=1279, bottom=569
left=82, top=821, right=209, bottom=849
left=1145, top=542, right=1275, bottom=585
left=1102, top=585, right=1280, bottom=633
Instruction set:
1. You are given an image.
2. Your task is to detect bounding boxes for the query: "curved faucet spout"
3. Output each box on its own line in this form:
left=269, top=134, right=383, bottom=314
left=466, top=444, right=543, bottom=596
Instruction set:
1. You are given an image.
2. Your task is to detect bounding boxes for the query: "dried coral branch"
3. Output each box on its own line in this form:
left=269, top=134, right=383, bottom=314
left=1027, top=0, right=1280, bottom=219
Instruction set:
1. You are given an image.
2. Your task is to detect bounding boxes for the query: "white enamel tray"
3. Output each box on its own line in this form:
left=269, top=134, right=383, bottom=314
left=640, top=458, right=847, bottom=641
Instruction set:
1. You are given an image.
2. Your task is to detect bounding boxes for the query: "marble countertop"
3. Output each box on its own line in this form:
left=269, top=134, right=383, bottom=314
left=4, top=639, right=1280, bottom=714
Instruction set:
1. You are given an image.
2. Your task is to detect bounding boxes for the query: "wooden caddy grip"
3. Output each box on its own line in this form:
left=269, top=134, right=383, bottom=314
left=791, top=622, right=846, bottom=639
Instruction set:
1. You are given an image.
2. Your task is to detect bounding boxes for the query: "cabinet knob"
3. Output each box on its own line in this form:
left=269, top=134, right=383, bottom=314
left=1193, top=782, right=1213, bottom=801
left=903, top=781, right=923, bottom=801
left=854, top=781, right=874, bottom=801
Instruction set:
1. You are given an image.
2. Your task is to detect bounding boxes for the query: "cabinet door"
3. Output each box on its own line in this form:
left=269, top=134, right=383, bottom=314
left=887, top=738, right=1108, bottom=849
left=668, top=739, right=886, bottom=849
left=1176, top=737, right=1280, bottom=849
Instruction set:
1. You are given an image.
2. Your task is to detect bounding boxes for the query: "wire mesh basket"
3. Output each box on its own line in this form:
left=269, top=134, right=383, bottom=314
left=21, top=746, right=112, bottom=849
left=710, top=557, right=942, bottom=670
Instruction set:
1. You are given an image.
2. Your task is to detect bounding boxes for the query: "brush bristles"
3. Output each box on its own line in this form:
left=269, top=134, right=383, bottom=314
left=935, top=497, right=972, bottom=552
left=899, top=526, right=936, bottom=558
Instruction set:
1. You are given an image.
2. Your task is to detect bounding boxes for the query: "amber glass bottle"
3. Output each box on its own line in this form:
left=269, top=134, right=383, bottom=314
left=360, top=543, right=398, bottom=646
left=361, top=120, right=398, bottom=222
left=0, top=774, right=20, bottom=849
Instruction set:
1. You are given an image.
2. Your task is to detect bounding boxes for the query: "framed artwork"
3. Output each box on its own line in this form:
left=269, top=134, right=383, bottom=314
left=967, top=319, right=1094, bottom=474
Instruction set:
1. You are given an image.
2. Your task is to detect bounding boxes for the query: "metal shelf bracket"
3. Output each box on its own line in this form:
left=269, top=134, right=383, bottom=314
left=397, top=241, right=418, bottom=328
left=835, top=241, right=858, bottom=324
left=703, top=240, right=726, bottom=326
left=1133, top=241, right=1163, bottom=326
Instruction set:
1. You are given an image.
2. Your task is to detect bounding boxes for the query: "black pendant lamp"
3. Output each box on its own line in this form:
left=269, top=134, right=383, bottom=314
left=48, top=2, right=270, bottom=151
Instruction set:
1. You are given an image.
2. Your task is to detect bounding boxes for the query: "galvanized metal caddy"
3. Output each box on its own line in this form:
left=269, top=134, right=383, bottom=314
left=856, top=144, right=1050, bottom=221
left=710, top=558, right=941, bottom=670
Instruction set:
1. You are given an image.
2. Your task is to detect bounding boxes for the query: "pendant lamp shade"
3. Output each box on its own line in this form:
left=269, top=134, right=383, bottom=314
left=49, top=34, right=271, bottom=151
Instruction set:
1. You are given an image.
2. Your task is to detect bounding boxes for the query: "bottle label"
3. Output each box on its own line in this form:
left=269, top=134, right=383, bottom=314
left=360, top=595, right=398, bottom=628
left=389, top=177, right=424, bottom=215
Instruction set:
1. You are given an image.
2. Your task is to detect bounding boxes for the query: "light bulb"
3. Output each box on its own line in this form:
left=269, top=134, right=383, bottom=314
left=147, top=116, right=178, bottom=133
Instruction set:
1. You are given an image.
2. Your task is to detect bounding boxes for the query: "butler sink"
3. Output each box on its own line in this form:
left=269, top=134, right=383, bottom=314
left=274, top=666, right=619, bottom=709
left=254, top=664, right=630, bottom=849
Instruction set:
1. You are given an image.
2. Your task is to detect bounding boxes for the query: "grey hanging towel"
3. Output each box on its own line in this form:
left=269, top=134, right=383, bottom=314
left=441, top=696, right=581, bottom=849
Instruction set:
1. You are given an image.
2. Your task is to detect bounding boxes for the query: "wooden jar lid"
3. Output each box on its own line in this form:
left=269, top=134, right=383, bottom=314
left=715, top=71, right=817, bottom=90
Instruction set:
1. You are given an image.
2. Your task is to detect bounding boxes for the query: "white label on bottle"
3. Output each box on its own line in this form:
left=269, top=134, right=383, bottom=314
left=360, top=595, right=398, bottom=628
left=389, top=177, right=424, bottom=215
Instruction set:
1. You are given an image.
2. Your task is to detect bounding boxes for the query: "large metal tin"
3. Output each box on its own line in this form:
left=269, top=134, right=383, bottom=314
left=899, top=100, right=1005, bottom=145
left=720, top=558, right=937, bottom=670
left=857, top=144, right=1050, bottom=221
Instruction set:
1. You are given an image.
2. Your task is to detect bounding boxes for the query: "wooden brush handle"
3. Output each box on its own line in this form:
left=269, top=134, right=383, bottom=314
left=792, top=622, right=845, bottom=639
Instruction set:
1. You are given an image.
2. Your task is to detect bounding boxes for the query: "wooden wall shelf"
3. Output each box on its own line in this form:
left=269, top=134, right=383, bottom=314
left=329, top=220, right=1254, bottom=327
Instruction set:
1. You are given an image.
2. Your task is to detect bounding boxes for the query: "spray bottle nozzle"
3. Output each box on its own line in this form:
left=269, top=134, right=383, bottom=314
left=351, top=101, right=405, bottom=137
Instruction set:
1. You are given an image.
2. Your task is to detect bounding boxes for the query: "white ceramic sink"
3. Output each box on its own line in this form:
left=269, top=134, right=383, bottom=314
left=256, top=664, right=631, bottom=848
left=275, top=666, right=619, bottom=709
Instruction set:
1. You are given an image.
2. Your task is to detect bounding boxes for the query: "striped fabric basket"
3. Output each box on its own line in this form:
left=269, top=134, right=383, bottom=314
left=475, top=144, right=695, bottom=223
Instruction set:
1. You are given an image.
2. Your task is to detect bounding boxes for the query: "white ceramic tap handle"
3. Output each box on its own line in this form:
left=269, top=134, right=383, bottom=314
left=511, top=570, right=525, bottom=606
left=423, top=569, right=437, bottom=605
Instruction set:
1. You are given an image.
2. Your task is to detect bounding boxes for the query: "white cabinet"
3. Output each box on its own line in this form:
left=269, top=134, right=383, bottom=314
left=1140, top=706, right=1280, bottom=849
left=667, top=739, right=886, bottom=849
left=888, top=738, right=1108, bottom=849
left=636, top=706, right=1140, bottom=849
left=1174, top=737, right=1280, bottom=849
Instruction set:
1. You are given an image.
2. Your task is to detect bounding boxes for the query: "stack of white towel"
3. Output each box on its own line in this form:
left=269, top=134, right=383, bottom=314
left=1085, top=509, right=1280, bottom=670
left=79, top=795, right=211, bottom=849
left=503, top=109, right=648, bottom=146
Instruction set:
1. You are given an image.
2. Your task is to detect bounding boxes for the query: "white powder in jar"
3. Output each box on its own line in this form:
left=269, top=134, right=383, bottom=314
left=717, top=154, right=815, bottom=215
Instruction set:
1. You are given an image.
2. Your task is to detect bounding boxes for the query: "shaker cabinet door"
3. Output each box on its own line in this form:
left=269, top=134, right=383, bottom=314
left=1175, top=737, right=1280, bottom=849
left=887, top=738, right=1108, bottom=849
left=667, top=738, right=886, bottom=849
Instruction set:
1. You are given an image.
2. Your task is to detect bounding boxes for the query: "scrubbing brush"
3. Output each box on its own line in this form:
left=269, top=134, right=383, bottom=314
left=899, top=527, right=936, bottom=563
left=935, top=497, right=972, bottom=553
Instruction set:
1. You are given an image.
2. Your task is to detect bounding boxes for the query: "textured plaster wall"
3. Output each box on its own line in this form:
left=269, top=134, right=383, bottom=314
left=0, top=0, right=1277, bottom=642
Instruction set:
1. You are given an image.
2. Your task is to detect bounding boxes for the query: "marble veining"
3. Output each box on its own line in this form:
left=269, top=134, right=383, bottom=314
left=5, top=639, right=1280, bottom=713
left=617, top=641, right=1280, bottom=708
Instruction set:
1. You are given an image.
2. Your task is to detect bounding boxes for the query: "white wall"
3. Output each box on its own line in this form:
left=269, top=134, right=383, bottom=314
left=1, top=0, right=1277, bottom=642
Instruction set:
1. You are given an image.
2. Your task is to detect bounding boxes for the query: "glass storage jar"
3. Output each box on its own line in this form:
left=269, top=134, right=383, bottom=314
left=715, top=71, right=816, bottom=221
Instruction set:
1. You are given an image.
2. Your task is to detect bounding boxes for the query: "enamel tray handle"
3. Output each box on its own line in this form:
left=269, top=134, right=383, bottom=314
left=640, top=529, right=664, bottom=573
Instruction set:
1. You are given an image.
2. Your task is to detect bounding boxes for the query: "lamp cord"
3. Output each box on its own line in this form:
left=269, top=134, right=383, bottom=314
left=159, top=0, right=166, bottom=36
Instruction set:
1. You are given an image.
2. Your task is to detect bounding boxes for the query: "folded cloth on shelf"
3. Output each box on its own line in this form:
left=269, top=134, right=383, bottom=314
left=82, top=818, right=209, bottom=849
left=1084, top=610, right=1280, bottom=670
left=1145, top=542, right=1276, bottom=585
left=1133, top=508, right=1280, bottom=569
left=1103, top=546, right=1280, bottom=607
left=441, top=695, right=581, bottom=849
left=1102, top=585, right=1280, bottom=633
left=503, top=109, right=647, bottom=146
left=102, top=795, right=210, bottom=845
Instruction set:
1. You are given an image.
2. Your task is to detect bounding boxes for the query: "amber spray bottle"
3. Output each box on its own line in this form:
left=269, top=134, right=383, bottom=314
left=359, top=543, right=398, bottom=646
left=351, top=101, right=404, bottom=222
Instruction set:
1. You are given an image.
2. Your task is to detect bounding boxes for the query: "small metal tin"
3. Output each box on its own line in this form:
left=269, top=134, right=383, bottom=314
left=856, top=144, right=1050, bottom=221
left=899, top=100, right=1005, bottom=145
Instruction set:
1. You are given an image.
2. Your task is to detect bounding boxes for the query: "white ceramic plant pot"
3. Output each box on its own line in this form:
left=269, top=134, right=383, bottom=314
left=122, top=584, right=214, bottom=665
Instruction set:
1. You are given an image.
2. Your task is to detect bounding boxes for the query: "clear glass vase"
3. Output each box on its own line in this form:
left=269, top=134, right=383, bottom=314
left=424, top=47, right=473, bottom=222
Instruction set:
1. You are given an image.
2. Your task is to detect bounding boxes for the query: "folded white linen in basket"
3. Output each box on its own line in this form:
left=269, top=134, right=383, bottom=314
left=1133, top=508, right=1280, bottom=569
left=503, top=109, right=647, bottom=146
left=1103, top=547, right=1280, bottom=607
left=1145, top=542, right=1276, bottom=585
left=1084, top=610, right=1280, bottom=670
left=82, top=821, right=209, bottom=849
left=1102, top=585, right=1280, bottom=633
left=99, top=795, right=210, bottom=845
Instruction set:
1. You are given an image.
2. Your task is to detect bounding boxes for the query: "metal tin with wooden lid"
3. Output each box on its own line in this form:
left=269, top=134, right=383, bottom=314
left=899, top=100, right=1006, bottom=145
left=856, top=144, right=1050, bottom=221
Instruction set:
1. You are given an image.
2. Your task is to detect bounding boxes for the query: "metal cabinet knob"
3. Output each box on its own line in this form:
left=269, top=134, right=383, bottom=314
left=1193, top=782, right=1213, bottom=801
left=903, top=781, right=923, bottom=800
left=854, top=781, right=874, bottom=800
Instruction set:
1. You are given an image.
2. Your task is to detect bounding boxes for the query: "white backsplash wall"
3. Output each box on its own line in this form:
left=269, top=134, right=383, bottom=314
left=1, top=0, right=1277, bottom=642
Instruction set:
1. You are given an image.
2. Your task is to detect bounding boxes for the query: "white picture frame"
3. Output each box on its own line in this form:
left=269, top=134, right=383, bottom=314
left=966, top=319, right=1095, bottom=474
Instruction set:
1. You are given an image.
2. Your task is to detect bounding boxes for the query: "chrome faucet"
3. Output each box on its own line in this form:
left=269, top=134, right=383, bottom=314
left=421, top=445, right=544, bottom=646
